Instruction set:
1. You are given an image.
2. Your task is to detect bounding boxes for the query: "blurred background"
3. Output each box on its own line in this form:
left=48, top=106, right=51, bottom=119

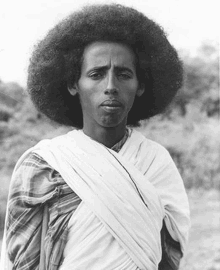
left=0, top=0, right=219, bottom=269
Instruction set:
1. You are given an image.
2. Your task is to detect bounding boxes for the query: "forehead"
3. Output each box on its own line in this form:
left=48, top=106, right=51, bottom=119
left=81, top=42, right=136, bottom=69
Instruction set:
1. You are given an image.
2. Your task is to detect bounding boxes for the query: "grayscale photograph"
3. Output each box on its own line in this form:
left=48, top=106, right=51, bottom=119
left=0, top=0, right=219, bottom=269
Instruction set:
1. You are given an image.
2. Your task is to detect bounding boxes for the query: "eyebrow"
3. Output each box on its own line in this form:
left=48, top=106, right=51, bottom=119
left=86, top=65, right=135, bottom=74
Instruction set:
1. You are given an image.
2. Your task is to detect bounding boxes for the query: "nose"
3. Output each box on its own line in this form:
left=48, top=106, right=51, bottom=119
left=104, top=72, right=118, bottom=95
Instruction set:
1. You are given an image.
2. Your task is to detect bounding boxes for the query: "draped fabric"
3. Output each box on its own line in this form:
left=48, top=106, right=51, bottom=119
left=0, top=128, right=190, bottom=270
left=60, top=201, right=139, bottom=270
left=33, top=129, right=165, bottom=269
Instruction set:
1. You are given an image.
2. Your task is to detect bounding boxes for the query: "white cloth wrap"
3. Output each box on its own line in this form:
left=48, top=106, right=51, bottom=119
left=61, top=201, right=139, bottom=270
left=0, top=129, right=190, bottom=270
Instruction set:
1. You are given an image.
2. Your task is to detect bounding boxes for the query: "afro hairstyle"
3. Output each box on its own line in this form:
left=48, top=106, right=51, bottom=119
left=27, top=4, right=183, bottom=128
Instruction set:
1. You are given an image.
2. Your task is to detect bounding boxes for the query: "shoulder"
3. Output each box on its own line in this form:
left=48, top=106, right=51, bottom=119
left=11, top=131, right=75, bottom=190
left=13, top=149, right=53, bottom=178
left=13, top=151, right=60, bottom=182
left=141, top=135, right=179, bottom=177
left=143, top=137, right=173, bottom=165
left=130, top=129, right=172, bottom=162
left=125, top=129, right=183, bottom=185
left=17, top=152, right=57, bottom=177
left=10, top=151, right=63, bottom=204
left=142, top=136, right=169, bottom=154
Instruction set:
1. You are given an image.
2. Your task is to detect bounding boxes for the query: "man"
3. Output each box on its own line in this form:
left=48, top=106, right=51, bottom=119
left=1, top=4, right=190, bottom=269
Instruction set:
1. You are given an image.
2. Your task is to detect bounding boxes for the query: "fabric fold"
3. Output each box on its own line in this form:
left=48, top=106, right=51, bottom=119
left=1, top=128, right=190, bottom=270
left=32, top=129, right=164, bottom=269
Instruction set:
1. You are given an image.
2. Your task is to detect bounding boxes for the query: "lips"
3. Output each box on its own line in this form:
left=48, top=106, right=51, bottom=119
left=100, top=100, right=123, bottom=113
left=101, top=100, right=122, bottom=107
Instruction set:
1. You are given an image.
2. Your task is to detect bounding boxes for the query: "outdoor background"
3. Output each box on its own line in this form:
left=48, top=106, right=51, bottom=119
left=0, top=0, right=219, bottom=269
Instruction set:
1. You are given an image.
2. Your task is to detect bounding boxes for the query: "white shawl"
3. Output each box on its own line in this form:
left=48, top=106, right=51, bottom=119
left=1, top=129, right=190, bottom=270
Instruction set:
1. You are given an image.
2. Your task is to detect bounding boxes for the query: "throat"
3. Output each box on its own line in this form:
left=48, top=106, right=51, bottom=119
left=82, top=125, right=127, bottom=148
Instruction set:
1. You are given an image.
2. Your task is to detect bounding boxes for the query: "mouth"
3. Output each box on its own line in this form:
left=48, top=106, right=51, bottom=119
left=100, top=100, right=123, bottom=113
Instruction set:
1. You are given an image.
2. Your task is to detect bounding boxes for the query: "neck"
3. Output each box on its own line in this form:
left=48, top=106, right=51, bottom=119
left=83, top=124, right=127, bottom=148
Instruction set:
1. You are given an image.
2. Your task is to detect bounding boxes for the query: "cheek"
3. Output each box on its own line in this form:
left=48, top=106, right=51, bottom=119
left=78, top=89, right=99, bottom=115
left=126, top=84, right=139, bottom=102
left=77, top=82, right=93, bottom=104
left=127, top=94, right=137, bottom=110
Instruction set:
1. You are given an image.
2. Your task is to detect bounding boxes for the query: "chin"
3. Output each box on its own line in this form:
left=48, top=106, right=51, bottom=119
left=99, top=116, right=127, bottom=129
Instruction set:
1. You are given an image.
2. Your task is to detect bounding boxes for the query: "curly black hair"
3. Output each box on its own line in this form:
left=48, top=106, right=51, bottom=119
left=27, top=4, right=183, bottom=128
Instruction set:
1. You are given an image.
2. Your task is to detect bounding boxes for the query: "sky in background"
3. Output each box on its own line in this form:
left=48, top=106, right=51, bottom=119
left=0, top=0, right=218, bottom=86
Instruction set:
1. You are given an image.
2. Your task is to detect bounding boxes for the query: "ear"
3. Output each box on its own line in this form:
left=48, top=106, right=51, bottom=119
left=136, top=85, right=145, bottom=97
left=67, top=83, right=78, bottom=97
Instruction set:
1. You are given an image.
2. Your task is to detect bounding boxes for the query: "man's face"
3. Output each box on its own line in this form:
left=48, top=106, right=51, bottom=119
left=69, top=41, right=144, bottom=130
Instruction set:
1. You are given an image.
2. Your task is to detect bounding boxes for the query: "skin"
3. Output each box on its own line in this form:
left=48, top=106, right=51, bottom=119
left=68, top=41, right=144, bottom=148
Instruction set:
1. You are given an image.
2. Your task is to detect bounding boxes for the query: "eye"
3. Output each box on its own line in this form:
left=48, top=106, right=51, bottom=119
left=89, top=71, right=104, bottom=80
left=117, top=73, right=132, bottom=80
